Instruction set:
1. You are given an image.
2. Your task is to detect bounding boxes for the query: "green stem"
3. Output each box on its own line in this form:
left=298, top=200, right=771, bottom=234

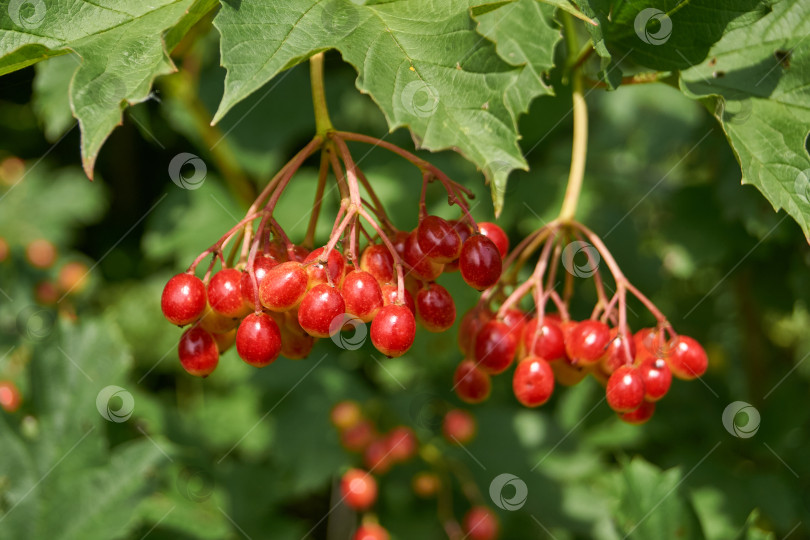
left=310, top=53, right=334, bottom=135
left=558, top=13, right=588, bottom=223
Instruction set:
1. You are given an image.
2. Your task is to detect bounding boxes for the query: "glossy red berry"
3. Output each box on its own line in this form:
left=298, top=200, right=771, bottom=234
left=236, top=313, right=282, bottom=367
left=0, top=381, right=21, bottom=412
left=354, top=523, right=390, bottom=540
left=391, top=230, right=409, bottom=260
left=458, top=308, right=492, bottom=356
left=259, top=261, right=309, bottom=311
left=342, top=270, right=384, bottom=322
left=240, top=255, right=279, bottom=309
left=443, top=409, right=476, bottom=444
left=341, top=469, right=377, bottom=510
left=415, top=282, right=456, bottom=332
left=305, top=247, right=346, bottom=287
left=667, top=335, right=708, bottom=380
left=620, top=400, right=656, bottom=424
left=634, top=327, right=663, bottom=361
left=370, top=304, right=416, bottom=357
left=178, top=326, right=219, bottom=377
left=404, top=230, right=444, bottom=281
left=360, top=244, right=395, bottom=284
left=606, top=365, right=645, bottom=412
left=513, top=356, right=555, bottom=407
left=417, top=215, right=462, bottom=263
left=474, top=320, right=517, bottom=374
left=601, top=329, right=637, bottom=374
left=453, top=360, right=492, bottom=403
left=380, top=283, right=415, bottom=314
left=298, top=284, right=346, bottom=338
left=637, top=357, right=672, bottom=401
left=161, top=273, right=207, bottom=326
left=501, top=308, right=527, bottom=341
left=463, top=506, right=499, bottom=540
left=522, top=316, right=565, bottom=361
left=207, top=269, right=250, bottom=318
left=478, top=222, right=509, bottom=258
left=443, top=220, right=473, bottom=272
left=566, top=320, right=611, bottom=365
left=459, top=234, right=502, bottom=290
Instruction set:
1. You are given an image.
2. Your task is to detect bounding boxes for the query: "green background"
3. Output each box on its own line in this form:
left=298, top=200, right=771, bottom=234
left=0, top=19, right=808, bottom=540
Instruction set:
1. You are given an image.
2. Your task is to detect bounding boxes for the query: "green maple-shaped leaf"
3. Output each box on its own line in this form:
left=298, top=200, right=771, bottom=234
left=472, top=0, right=562, bottom=113
left=213, top=0, right=560, bottom=213
left=0, top=0, right=217, bottom=178
left=680, top=0, right=810, bottom=240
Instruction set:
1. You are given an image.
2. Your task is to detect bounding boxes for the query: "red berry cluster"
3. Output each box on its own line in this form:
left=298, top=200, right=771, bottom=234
left=331, top=400, right=501, bottom=539
left=453, top=220, right=709, bottom=424
left=160, top=132, right=506, bottom=377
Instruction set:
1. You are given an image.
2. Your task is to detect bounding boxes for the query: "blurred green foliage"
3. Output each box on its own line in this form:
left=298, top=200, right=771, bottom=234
left=0, top=13, right=809, bottom=540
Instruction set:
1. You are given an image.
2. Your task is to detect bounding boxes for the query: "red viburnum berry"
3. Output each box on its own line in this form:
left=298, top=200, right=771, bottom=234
left=178, top=326, right=219, bottom=377
left=370, top=304, right=416, bottom=357
left=161, top=273, right=206, bottom=326
left=236, top=312, right=282, bottom=367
